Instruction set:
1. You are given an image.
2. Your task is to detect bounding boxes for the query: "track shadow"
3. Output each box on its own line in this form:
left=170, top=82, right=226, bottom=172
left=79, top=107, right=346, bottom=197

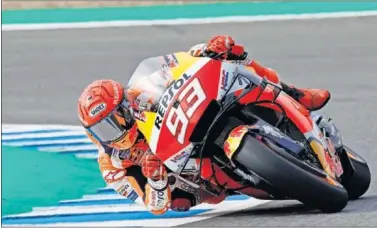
left=342, top=194, right=377, bottom=214
left=224, top=200, right=322, bottom=218
left=220, top=194, right=377, bottom=218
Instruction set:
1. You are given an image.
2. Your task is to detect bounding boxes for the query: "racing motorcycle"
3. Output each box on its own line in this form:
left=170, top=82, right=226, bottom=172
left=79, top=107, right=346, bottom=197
left=128, top=52, right=371, bottom=213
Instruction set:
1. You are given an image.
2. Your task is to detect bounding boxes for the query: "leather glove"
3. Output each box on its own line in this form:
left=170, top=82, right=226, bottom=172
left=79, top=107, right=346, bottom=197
left=206, top=35, right=235, bottom=59
left=206, top=35, right=245, bottom=60
left=141, top=154, right=166, bottom=181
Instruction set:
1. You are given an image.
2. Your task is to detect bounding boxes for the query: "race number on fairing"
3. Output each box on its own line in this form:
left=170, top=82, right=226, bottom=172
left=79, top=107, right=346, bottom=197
left=166, top=78, right=206, bottom=144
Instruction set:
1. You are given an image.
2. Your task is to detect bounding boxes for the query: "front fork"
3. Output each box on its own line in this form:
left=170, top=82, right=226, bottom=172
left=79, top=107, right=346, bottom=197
left=307, top=112, right=354, bottom=182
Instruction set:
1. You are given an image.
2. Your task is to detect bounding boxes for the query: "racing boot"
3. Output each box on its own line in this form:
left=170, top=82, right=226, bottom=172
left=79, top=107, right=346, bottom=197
left=281, top=82, right=331, bottom=111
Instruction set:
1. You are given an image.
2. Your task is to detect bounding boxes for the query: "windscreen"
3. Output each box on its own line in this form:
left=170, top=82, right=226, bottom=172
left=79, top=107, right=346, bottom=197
left=127, top=55, right=176, bottom=110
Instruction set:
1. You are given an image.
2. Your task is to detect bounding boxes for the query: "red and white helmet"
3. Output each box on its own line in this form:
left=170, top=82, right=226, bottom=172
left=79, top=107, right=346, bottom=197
left=77, top=79, right=138, bottom=149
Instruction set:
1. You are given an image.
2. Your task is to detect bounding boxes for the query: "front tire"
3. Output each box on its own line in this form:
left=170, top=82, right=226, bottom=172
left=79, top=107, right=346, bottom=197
left=234, top=134, right=348, bottom=213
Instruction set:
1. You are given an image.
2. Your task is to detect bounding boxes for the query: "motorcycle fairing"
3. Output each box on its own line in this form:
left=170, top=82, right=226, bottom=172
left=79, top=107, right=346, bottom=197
left=130, top=52, right=257, bottom=172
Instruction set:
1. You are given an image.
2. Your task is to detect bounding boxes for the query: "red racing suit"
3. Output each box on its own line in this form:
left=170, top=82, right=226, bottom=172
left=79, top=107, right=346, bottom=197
left=89, top=44, right=280, bottom=215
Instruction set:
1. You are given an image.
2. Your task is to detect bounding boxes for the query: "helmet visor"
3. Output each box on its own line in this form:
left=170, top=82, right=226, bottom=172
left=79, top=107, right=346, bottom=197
left=86, top=100, right=135, bottom=144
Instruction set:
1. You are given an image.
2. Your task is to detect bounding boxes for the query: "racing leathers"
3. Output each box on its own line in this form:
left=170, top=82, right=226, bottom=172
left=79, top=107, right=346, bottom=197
left=90, top=131, right=228, bottom=215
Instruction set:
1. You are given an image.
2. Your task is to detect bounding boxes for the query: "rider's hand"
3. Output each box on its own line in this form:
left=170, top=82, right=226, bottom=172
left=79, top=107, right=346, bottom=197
left=206, top=35, right=235, bottom=60
left=142, top=154, right=166, bottom=181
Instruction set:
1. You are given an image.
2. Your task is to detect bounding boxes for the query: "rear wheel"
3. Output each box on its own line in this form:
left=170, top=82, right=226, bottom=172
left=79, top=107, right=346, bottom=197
left=342, top=145, right=371, bottom=200
left=234, top=134, right=348, bottom=213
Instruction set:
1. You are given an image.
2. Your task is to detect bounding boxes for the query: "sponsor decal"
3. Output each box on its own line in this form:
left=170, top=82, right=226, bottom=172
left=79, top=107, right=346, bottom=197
left=234, top=58, right=253, bottom=66
left=224, top=141, right=232, bottom=157
left=235, top=168, right=257, bottom=184
left=325, top=151, right=337, bottom=176
left=112, top=83, right=120, bottom=105
left=224, top=126, right=249, bottom=159
left=150, top=190, right=156, bottom=206
left=118, top=183, right=131, bottom=196
left=89, top=103, right=106, bottom=117
left=154, top=73, right=192, bottom=129
left=310, top=139, right=336, bottom=179
left=325, top=139, right=344, bottom=177
left=156, top=191, right=166, bottom=208
left=134, top=110, right=147, bottom=122
left=170, top=150, right=190, bottom=163
left=150, top=189, right=167, bottom=209
left=262, top=125, right=284, bottom=139
left=103, top=170, right=125, bottom=183
left=221, top=69, right=230, bottom=90
left=127, top=190, right=139, bottom=201
left=230, top=125, right=249, bottom=138
left=163, top=54, right=179, bottom=68
left=112, top=148, right=131, bottom=160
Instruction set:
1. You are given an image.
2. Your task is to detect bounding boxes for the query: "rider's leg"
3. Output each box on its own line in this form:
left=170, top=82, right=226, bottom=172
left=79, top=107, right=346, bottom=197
left=280, top=83, right=331, bottom=111
left=249, top=60, right=331, bottom=111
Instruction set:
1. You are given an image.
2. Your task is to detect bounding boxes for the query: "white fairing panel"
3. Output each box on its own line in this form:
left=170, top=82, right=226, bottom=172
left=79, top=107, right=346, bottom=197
left=164, top=144, right=195, bottom=173
left=216, top=62, right=261, bottom=101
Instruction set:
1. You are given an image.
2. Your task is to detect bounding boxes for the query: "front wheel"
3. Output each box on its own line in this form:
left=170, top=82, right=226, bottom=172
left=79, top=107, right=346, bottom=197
left=234, top=134, right=348, bottom=213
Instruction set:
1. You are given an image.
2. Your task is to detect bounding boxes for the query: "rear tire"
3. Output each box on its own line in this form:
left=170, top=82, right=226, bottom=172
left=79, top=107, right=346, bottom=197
left=234, top=134, right=348, bottom=213
left=342, top=146, right=371, bottom=200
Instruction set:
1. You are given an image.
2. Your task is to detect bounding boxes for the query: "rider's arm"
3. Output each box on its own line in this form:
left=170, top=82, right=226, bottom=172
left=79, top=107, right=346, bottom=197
left=87, top=131, right=172, bottom=215
left=98, top=151, right=172, bottom=215
left=187, top=43, right=280, bottom=84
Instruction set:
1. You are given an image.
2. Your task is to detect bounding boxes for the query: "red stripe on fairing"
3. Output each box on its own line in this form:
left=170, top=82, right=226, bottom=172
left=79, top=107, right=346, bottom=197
left=155, top=60, right=222, bottom=162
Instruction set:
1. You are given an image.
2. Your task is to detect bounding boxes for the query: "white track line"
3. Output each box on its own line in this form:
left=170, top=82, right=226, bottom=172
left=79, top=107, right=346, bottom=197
left=59, top=197, right=126, bottom=204
left=31, top=204, right=137, bottom=212
left=38, top=144, right=97, bottom=152
left=3, top=138, right=92, bottom=146
left=75, top=153, right=98, bottom=159
left=5, top=200, right=254, bottom=218
left=3, top=204, right=140, bottom=218
left=2, top=131, right=85, bottom=140
left=81, top=194, right=126, bottom=200
left=2, top=11, right=377, bottom=31
left=2, top=124, right=82, bottom=131
left=2, top=198, right=269, bottom=227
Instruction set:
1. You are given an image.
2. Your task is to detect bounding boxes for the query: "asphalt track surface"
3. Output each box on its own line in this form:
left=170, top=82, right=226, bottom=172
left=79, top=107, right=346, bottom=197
left=3, top=16, right=377, bottom=226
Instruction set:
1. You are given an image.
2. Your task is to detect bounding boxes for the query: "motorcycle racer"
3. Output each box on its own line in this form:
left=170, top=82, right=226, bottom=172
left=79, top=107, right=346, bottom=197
left=78, top=79, right=227, bottom=215
left=77, top=35, right=331, bottom=215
